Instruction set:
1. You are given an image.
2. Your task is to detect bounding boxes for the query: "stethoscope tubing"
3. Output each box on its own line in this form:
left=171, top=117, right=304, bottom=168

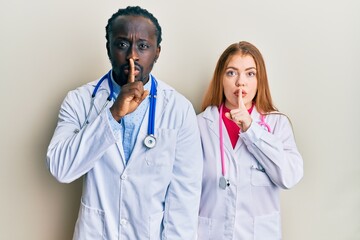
left=81, top=71, right=158, bottom=149
left=147, top=77, right=157, bottom=136
left=219, top=104, right=226, bottom=176
left=81, top=71, right=113, bottom=128
left=218, top=103, right=271, bottom=178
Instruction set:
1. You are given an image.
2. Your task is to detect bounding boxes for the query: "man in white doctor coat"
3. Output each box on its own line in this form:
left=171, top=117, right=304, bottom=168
left=46, top=6, right=203, bottom=240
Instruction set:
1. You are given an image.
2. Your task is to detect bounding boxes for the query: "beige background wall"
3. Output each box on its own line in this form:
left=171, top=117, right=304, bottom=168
left=1, top=0, right=359, bottom=239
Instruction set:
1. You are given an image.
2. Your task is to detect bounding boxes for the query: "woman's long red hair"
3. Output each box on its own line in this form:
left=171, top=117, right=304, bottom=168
left=201, top=41, right=278, bottom=114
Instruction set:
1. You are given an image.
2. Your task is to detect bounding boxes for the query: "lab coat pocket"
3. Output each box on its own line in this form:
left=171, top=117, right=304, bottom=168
left=149, top=211, right=164, bottom=240
left=145, top=128, right=177, bottom=166
left=73, top=199, right=105, bottom=240
left=251, top=165, right=272, bottom=186
left=197, top=216, right=224, bottom=240
left=254, top=212, right=281, bottom=240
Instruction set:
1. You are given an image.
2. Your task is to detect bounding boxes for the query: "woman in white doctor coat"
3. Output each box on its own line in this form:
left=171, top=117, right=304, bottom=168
left=197, top=41, right=303, bottom=240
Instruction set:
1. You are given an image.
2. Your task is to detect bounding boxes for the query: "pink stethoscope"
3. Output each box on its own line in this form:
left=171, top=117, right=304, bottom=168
left=218, top=103, right=271, bottom=189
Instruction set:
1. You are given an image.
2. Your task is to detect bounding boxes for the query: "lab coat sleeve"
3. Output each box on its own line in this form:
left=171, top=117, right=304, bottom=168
left=162, top=104, right=203, bottom=240
left=241, top=114, right=304, bottom=189
left=46, top=89, right=117, bottom=183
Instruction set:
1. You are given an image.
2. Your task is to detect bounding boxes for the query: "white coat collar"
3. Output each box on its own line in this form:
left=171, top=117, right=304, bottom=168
left=88, top=72, right=173, bottom=167
left=201, top=104, right=263, bottom=152
left=201, top=106, right=235, bottom=153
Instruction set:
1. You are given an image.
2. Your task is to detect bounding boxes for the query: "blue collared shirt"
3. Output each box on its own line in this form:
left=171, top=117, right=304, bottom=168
left=107, top=73, right=151, bottom=164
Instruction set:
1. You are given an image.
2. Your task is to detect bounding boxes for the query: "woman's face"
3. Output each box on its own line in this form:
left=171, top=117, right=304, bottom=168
left=223, top=53, right=258, bottom=109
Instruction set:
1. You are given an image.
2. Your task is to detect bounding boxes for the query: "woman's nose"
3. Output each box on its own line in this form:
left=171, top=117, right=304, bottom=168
left=235, top=76, right=245, bottom=87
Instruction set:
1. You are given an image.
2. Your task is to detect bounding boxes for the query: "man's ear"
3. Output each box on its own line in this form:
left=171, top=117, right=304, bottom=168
left=155, top=45, right=161, bottom=62
left=106, top=42, right=111, bottom=60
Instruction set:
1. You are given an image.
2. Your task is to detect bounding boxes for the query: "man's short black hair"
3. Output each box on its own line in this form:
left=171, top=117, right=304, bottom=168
left=105, top=6, right=162, bottom=45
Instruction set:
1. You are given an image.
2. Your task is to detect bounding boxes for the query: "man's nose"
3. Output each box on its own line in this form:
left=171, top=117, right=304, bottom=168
left=127, top=45, right=139, bottom=61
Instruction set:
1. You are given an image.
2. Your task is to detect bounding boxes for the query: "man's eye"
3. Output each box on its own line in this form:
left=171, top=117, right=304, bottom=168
left=139, top=43, right=149, bottom=50
left=116, top=42, right=129, bottom=49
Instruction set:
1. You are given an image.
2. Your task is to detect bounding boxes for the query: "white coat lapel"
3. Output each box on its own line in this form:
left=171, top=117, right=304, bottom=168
left=89, top=79, right=126, bottom=167
left=126, top=79, right=168, bottom=166
left=203, top=106, right=219, bottom=139
left=233, top=128, right=244, bottom=152
left=203, top=107, right=233, bottom=155
left=92, top=85, right=112, bottom=115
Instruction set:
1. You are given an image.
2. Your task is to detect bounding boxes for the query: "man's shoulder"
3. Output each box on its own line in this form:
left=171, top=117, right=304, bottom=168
left=63, top=80, right=97, bottom=103
left=157, top=79, right=189, bottom=102
left=156, top=79, right=174, bottom=91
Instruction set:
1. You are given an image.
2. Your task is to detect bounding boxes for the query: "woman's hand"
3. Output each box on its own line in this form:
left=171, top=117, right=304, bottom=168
left=225, top=88, right=252, bottom=132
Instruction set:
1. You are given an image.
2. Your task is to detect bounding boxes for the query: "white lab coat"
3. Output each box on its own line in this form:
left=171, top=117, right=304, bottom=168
left=46, top=75, right=203, bottom=240
left=197, top=106, right=303, bottom=240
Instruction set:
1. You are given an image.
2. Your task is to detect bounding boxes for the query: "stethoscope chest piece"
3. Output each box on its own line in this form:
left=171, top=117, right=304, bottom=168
left=219, top=176, right=230, bottom=189
left=144, top=135, right=156, bottom=148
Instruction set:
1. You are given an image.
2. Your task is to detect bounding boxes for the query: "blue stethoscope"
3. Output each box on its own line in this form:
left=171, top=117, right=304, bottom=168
left=82, top=70, right=158, bottom=149
left=143, top=75, right=158, bottom=148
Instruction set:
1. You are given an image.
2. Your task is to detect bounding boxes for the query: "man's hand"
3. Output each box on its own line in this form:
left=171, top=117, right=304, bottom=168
left=110, top=58, right=149, bottom=121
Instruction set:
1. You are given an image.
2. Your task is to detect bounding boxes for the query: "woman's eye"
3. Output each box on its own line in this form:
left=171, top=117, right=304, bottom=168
left=226, top=70, right=238, bottom=77
left=247, top=71, right=256, bottom=77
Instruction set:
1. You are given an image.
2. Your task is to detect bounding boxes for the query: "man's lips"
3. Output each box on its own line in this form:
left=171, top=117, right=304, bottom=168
left=124, top=64, right=141, bottom=76
left=124, top=69, right=140, bottom=76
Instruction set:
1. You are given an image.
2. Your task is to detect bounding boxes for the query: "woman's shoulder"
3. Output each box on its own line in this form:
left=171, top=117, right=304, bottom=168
left=197, top=106, right=218, bottom=118
left=265, top=111, right=291, bottom=122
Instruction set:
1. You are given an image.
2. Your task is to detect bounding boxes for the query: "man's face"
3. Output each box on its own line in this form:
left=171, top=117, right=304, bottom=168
left=107, top=15, right=160, bottom=86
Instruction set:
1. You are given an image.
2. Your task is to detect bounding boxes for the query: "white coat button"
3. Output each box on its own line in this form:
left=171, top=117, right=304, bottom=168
left=121, top=174, right=128, bottom=180
left=120, top=219, right=128, bottom=226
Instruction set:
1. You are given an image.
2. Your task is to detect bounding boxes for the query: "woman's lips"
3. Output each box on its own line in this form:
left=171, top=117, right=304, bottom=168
left=234, top=89, right=247, bottom=97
